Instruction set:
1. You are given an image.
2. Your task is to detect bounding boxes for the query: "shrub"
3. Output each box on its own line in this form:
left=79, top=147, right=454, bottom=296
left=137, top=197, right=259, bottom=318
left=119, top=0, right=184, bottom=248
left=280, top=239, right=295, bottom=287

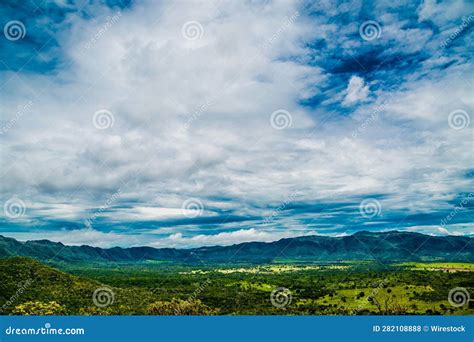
left=12, top=301, right=66, bottom=315
left=147, top=299, right=216, bottom=315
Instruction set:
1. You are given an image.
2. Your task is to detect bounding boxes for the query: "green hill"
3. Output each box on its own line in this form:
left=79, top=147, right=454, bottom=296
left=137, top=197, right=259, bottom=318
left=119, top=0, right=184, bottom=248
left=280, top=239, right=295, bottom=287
left=0, top=257, right=207, bottom=315
left=0, top=257, right=103, bottom=314
left=0, top=231, right=472, bottom=265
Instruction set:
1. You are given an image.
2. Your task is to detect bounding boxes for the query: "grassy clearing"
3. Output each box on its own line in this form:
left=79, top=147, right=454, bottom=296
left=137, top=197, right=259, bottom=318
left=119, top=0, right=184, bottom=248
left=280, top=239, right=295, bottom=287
left=397, top=262, right=474, bottom=271
left=179, top=264, right=351, bottom=274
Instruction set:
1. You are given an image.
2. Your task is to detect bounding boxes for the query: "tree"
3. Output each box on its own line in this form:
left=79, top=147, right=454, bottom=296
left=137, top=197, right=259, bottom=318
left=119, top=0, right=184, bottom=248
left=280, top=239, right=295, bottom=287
left=369, top=293, right=408, bottom=315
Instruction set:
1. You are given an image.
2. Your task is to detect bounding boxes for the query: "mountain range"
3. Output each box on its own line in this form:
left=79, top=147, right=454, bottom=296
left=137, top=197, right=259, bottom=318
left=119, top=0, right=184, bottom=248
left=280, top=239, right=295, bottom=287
left=0, top=231, right=472, bottom=264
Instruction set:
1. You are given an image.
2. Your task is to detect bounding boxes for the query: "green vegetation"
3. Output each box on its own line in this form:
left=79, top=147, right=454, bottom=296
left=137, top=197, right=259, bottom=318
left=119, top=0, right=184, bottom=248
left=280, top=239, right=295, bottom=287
left=396, top=262, right=474, bottom=271
left=147, top=299, right=216, bottom=315
left=1, top=257, right=473, bottom=316
left=1, top=232, right=472, bottom=264
left=12, top=301, right=66, bottom=315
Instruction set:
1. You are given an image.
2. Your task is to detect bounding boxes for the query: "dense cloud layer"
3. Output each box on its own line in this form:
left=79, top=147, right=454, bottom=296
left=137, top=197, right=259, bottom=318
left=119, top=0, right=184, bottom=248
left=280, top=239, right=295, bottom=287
left=0, top=0, right=473, bottom=247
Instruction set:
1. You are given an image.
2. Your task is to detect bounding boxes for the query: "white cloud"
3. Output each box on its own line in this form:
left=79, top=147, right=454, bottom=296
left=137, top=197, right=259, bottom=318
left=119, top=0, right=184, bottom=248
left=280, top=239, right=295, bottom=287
left=406, top=224, right=473, bottom=236
left=104, top=206, right=216, bottom=222
left=417, top=0, right=470, bottom=26
left=5, top=228, right=136, bottom=248
left=342, top=76, right=369, bottom=106
left=149, top=228, right=318, bottom=248
left=4, top=227, right=318, bottom=249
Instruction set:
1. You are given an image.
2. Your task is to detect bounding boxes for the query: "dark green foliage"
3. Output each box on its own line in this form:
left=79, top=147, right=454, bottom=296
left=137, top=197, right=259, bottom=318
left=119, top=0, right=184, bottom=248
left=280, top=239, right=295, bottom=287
left=0, top=257, right=473, bottom=316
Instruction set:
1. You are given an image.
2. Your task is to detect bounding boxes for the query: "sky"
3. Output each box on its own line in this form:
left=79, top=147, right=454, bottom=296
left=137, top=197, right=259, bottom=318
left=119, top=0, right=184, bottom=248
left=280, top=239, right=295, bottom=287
left=0, top=0, right=473, bottom=248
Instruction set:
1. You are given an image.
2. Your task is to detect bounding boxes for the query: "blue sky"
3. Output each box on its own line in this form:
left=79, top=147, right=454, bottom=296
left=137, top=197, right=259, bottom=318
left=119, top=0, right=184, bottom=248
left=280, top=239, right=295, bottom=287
left=0, top=0, right=473, bottom=248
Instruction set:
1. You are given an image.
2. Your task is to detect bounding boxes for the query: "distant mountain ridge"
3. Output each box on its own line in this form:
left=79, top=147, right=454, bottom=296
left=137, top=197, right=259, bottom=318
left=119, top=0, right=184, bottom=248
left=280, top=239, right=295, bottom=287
left=0, top=231, right=472, bottom=264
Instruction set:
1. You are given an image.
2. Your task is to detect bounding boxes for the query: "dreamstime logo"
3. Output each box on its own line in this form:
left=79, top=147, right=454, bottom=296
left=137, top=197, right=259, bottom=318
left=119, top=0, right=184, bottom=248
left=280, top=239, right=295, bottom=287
left=4, top=198, right=26, bottom=219
left=351, top=278, right=389, bottom=315
left=185, top=279, right=211, bottom=304
left=92, top=286, right=115, bottom=308
left=181, top=21, right=203, bottom=41
left=4, top=20, right=26, bottom=41
left=448, top=109, right=470, bottom=130
left=263, top=192, right=298, bottom=225
left=181, top=94, right=218, bottom=133
left=440, top=192, right=473, bottom=228
left=448, top=287, right=470, bottom=308
left=440, top=15, right=474, bottom=49
left=84, top=188, right=122, bottom=229
left=260, top=11, right=300, bottom=50
left=270, top=109, right=292, bottom=130
left=270, top=287, right=292, bottom=308
left=93, top=110, right=115, bottom=130
left=0, top=279, right=34, bottom=313
left=0, top=100, right=34, bottom=135
left=181, top=198, right=204, bottom=218
left=84, top=11, right=122, bottom=50
left=350, top=93, right=395, bottom=139
left=359, top=198, right=382, bottom=218
left=359, top=20, right=381, bottom=41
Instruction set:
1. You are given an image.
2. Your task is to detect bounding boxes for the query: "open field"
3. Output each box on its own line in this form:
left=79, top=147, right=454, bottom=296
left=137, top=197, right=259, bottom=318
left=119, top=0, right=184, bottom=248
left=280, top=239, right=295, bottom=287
left=396, top=262, right=474, bottom=272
